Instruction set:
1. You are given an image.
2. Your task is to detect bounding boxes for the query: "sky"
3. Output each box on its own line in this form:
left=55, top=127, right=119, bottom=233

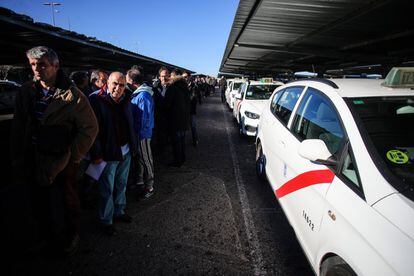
left=0, top=0, right=239, bottom=76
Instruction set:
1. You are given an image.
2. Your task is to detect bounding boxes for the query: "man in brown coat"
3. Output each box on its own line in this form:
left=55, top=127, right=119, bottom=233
left=11, top=46, right=98, bottom=255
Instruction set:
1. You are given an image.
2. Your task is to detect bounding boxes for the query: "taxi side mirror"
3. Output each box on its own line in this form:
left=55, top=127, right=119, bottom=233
left=235, top=94, right=242, bottom=100
left=298, top=139, right=337, bottom=167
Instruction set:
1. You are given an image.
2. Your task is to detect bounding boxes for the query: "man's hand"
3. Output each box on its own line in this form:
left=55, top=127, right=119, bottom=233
left=92, top=158, right=103, bottom=164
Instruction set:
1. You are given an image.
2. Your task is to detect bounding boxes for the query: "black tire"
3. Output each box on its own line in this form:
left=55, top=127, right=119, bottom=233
left=320, top=256, right=356, bottom=276
left=255, top=142, right=266, bottom=181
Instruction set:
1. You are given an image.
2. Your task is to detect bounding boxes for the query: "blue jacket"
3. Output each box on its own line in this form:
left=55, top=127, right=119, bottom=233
left=130, top=83, right=155, bottom=140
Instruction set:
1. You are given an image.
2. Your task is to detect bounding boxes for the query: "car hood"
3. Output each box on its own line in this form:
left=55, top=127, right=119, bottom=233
left=243, top=100, right=268, bottom=114
left=373, top=192, right=414, bottom=241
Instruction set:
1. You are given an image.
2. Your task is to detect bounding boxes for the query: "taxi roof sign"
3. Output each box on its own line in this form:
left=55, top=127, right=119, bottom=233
left=382, top=67, right=414, bottom=88
left=260, top=77, right=273, bottom=83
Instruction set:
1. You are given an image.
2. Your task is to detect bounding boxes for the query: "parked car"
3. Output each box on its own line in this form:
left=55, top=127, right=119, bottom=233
left=233, top=80, right=283, bottom=136
left=225, top=78, right=246, bottom=109
left=0, top=80, right=20, bottom=187
left=255, top=68, right=414, bottom=276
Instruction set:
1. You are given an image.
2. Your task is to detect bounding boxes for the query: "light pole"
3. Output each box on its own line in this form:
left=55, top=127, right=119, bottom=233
left=43, top=2, right=61, bottom=27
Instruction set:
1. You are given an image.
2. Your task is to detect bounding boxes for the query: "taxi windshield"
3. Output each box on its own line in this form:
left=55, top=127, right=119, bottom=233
left=245, top=84, right=279, bottom=100
left=348, top=96, right=414, bottom=194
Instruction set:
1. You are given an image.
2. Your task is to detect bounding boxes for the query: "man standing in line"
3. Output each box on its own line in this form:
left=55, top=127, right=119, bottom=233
left=164, top=68, right=191, bottom=167
left=153, top=67, right=170, bottom=153
left=90, top=69, right=108, bottom=92
left=129, top=69, right=155, bottom=199
left=89, top=72, right=136, bottom=236
left=219, top=76, right=227, bottom=103
left=182, top=71, right=199, bottom=147
left=11, top=46, right=98, bottom=255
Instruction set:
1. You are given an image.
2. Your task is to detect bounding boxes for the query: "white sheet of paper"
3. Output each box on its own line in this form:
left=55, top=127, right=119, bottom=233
left=85, top=161, right=107, bottom=181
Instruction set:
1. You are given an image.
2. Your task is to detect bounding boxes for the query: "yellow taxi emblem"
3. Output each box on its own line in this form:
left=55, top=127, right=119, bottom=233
left=386, top=150, right=409, bottom=164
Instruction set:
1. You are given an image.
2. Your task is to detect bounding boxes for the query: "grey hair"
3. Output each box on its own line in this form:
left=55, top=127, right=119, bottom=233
left=26, top=46, right=59, bottom=65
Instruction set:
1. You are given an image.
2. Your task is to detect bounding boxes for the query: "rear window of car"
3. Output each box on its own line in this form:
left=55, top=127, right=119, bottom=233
left=271, top=86, right=303, bottom=125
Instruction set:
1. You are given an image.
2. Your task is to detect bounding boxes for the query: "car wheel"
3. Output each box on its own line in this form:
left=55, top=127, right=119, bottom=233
left=320, top=256, right=356, bottom=276
left=256, top=142, right=266, bottom=181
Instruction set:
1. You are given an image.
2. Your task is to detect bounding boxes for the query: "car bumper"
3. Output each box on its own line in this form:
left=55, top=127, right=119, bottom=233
left=242, top=117, right=259, bottom=136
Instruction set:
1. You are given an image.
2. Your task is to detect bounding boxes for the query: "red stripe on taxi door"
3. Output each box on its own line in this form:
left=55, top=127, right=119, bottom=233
left=275, top=169, right=335, bottom=198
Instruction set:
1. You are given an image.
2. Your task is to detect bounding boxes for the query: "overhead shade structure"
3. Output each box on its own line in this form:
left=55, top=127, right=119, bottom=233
left=0, top=7, right=194, bottom=75
left=220, top=0, right=414, bottom=76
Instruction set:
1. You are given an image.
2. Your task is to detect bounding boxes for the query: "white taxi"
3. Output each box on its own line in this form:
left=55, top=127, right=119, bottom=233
left=255, top=67, right=414, bottom=276
left=225, top=78, right=246, bottom=109
left=233, top=80, right=283, bottom=136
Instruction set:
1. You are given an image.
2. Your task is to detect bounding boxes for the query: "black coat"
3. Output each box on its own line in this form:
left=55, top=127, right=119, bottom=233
left=89, top=87, right=137, bottom=161
left=164, top=77, right=191, bottom=131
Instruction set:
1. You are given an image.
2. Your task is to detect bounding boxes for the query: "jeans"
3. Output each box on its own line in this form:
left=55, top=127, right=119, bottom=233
left=98, top=152, right=131, bottom=225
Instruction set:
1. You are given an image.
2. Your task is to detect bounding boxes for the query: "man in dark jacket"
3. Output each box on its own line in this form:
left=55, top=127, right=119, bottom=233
left=219, top=76, right=227, bottom=103
left=164, top=68, right=191, bottom=167
left=11, top=46, right=98, bottom=255
left=89, top=72, right=136, bottom=236
left=152, top=67, right=170, bottom=153
left=182, top=72, right=199, bottom=146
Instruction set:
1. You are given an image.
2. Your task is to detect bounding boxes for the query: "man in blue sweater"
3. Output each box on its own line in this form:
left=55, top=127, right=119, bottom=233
left=129, top=69, right=155, bottom=199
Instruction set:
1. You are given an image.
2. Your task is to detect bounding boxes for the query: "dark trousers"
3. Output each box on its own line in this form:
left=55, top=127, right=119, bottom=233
left=34, top=162, right=81, bottom=246
left=221, top=91, right=225, bottom=102
left=197, top=91, right=202, bottom=104
left=191, top=115, right=198, bottom=143
left=172, top=130, right=186, bottom=165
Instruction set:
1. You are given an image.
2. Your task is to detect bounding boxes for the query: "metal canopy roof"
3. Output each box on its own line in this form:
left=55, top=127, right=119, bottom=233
left=0, top=8, right=194, bottom=75
left=220, top=0, right=414, bottom=76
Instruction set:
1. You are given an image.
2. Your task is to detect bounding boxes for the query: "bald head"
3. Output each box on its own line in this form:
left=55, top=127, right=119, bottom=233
left=107, top=72, right=126, bottom=102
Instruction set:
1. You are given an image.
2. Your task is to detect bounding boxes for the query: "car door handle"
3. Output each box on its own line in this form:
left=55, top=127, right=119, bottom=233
left=279, top=140, right=286, bottom=148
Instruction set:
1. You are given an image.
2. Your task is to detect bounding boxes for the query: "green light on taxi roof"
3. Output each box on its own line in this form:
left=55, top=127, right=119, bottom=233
left=353, top=100, right=364, bottom=105
left=382, top=67, right=414, bottom=88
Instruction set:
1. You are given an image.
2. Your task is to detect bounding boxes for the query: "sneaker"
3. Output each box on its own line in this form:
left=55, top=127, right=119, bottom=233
left=64, top=234, right=80, bottom=256
left=113, top=213, right=133, bottom=224
left=142, top=188, right=154, bottom=200
left=103, top=224, right=118, bottom=236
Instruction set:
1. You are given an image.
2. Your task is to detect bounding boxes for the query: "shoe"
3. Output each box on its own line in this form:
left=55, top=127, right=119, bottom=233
left=142, top=189, right=154, bottom=200
left=192, top=140, right=199, bottom=147
left=113, top=213, right=133, bottom=223
left=103, top=224, right=118, bottom=236
left=64, top=234, right=80, bottom=256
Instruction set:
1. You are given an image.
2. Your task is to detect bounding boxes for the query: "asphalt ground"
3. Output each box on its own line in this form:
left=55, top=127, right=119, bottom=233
left=3, top=91, right=312, bottom=275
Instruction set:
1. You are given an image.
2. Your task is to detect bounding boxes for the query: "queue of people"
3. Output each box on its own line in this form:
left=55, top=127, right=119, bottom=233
left=10, top=46, right=208, bottom=256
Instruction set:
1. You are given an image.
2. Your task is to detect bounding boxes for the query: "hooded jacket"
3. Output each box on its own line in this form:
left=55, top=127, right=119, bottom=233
left=11, top=70, right=98, bottom=186
left=130, top=83, right=155, bottom=140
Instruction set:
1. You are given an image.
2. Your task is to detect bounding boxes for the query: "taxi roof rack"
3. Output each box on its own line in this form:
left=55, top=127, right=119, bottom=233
left=287, top=78, right=338, bottom=89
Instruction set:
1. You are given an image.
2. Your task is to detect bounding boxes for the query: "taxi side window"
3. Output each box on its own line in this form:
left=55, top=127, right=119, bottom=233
left=292, top=88, right=344, bottom=155
left=341, top=146, right=361, bottom=189
left=270, top=89, right=283, bottom=113
left=272, top=86, right=303, bottom=125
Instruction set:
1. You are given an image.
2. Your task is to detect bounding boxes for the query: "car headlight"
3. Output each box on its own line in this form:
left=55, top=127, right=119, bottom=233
left=245, top=111, right=260, bottom=119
